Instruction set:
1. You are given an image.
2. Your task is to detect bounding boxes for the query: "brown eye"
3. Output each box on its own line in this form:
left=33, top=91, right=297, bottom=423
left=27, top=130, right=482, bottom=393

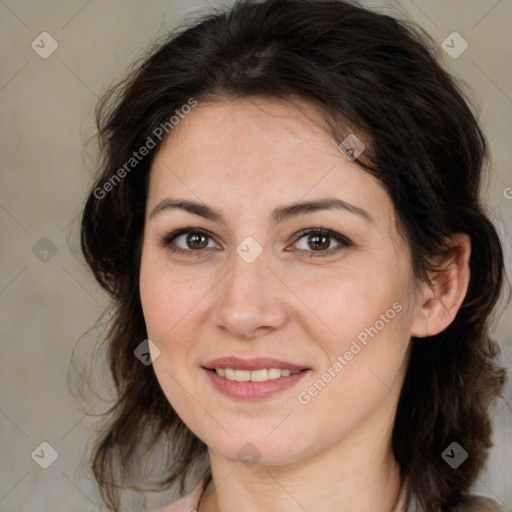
left=306, top=233, right=331, bottom=251
left=292, top=228, right=351, bottom=257
left=161, top=228, right=219, bottom=257
left=185, top=232, right=209, bottom=249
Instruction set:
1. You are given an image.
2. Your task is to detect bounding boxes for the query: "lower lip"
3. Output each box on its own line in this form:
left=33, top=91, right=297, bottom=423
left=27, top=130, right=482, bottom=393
left=204, top=368, right=310, bottom=399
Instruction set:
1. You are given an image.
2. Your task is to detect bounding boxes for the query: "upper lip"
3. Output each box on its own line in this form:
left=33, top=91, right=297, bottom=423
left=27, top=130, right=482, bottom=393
left=203, top=357, right=309, bottom=371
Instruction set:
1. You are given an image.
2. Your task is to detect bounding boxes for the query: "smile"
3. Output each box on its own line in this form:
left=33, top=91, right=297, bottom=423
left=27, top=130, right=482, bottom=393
left=204, top=367, right=309, bottom=399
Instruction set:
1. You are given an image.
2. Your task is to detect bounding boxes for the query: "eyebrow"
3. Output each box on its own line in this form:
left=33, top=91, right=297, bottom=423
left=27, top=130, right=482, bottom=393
left=149, top=197, right=374, bottom=225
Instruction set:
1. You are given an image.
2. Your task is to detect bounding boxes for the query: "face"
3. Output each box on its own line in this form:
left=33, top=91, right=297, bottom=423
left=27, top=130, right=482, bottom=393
left=139, top=97, right=425, bottom=466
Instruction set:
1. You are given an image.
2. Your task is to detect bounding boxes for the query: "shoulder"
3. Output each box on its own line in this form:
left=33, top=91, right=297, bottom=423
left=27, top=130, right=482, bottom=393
left=156, top=478, right=204, bottom=512
left=453, top=494, right=509, bottom=512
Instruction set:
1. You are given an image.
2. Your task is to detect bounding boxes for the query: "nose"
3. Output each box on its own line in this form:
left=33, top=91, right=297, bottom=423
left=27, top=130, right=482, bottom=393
left=211, top=248, right=288, bottom=339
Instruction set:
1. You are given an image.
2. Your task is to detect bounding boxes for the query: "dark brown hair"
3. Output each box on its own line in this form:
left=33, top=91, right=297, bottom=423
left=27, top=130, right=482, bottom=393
left=78, top=1, right=509, bottom=510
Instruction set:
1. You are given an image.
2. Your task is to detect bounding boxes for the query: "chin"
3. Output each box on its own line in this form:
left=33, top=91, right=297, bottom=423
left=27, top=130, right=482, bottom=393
left=202, top=428, right=310, bottom=467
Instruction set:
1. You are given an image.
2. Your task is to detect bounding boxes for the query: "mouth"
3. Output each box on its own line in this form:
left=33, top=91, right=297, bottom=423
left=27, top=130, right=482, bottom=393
left=202, top=357, right=310, bottom=399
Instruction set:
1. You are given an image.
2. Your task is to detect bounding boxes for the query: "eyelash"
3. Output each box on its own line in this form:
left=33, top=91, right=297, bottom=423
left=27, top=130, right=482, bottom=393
left=160, top=227, right=352, bottom=258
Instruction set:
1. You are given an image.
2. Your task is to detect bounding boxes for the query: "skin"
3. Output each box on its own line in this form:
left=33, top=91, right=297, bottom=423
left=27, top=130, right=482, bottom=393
left=139, top=97, right=471, bottom=512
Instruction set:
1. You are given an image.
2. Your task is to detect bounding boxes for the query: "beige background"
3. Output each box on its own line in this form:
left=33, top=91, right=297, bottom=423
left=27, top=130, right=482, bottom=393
left=0, top=1, right=511, bottom=510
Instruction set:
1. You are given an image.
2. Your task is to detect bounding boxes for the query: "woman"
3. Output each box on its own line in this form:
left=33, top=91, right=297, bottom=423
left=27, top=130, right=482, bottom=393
left=79, top=1, right=509, bottom=511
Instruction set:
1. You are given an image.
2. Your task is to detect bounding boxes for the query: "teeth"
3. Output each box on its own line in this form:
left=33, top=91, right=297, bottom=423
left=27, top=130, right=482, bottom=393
left=214, top=368, right=300, bottom=381
left=268, top=368, right=282, bottom=379
left=251, top=369, right=268, bottom=382
left=234, top=370, right=251, bottom=382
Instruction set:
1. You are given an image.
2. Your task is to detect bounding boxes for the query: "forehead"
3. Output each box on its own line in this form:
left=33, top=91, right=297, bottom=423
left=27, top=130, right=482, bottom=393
left=147, top=97, right=395, bottom=231
left=156, top=96, right=341, bottom=172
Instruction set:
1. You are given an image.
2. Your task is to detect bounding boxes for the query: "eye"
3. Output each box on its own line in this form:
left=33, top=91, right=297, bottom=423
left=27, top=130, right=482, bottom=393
left=291, top=228, right=351, bottom=257
left=160, top=228, right=220, bottom=257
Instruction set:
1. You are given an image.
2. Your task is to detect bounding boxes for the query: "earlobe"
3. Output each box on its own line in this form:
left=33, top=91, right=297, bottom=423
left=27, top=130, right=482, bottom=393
left=411, top=233, right=471, bottom=338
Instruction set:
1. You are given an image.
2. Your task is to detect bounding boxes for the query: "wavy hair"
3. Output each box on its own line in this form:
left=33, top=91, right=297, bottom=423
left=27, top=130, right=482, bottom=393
left=78, top=1, right=508, bottom=510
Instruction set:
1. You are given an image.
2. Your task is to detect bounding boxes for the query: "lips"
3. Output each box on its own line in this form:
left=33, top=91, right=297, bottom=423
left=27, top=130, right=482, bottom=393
left=202, top=356, right=310, bottom=400
left=203, top=356, right=308, bottom=372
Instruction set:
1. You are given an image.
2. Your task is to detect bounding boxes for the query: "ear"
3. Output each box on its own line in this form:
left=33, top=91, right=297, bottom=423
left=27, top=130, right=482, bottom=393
left=410, top=233, right=471, bottom=338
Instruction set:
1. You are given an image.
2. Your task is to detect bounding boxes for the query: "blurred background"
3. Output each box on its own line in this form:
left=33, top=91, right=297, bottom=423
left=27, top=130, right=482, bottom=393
left=1, top=0, right=511, bottom=510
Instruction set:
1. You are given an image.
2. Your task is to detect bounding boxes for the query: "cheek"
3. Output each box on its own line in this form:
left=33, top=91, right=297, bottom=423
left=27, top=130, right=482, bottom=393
left=139, top=253, right=201, bottom=341
left=139, top=253, right=216, bottom=396
left=139, top=263, right=202, bottom=421
left=290, top=263, right=407, bottom=346
left=290, top=265, right=413, bottom=413
left=293, top=291, right=411, bottom=449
